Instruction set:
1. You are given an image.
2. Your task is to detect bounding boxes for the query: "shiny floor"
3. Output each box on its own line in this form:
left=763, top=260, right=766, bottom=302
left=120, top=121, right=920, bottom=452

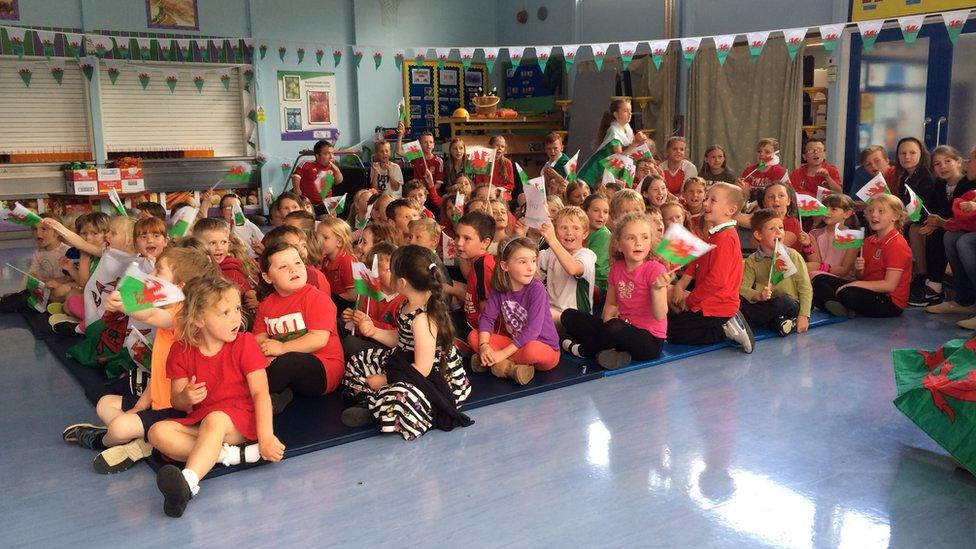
left=2, top=246, right=976, bottom=548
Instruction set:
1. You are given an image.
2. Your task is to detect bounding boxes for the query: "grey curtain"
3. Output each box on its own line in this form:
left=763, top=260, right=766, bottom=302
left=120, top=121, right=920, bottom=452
left=688, top=37, right=803, bottom=175
left=576, top=51, right=678, bottom=155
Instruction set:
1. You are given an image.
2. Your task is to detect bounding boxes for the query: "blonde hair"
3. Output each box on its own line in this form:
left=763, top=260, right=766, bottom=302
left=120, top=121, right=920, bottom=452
left=546, top=195, right=565, bottom=211
left=681, top=176, right=707, bottom=193
left=177, top=276, right=240, bottom=346
left=710, top=182, right=744, bottom=214
left=347, top=188, right=373, bottom=225
left=409, top=217, right=442, bottom=242
left=317, top=216, right=353, bottom=255
left=660, top=201, right=692, bottom=231
left=108, top=216, right=136, bottom=253
left=227, top=232, right=258, bottom=279
left=867, top=193, right=907, bottom=230
left=610, top=189, right=646, bottom=218
left=156, top=247, right=220, bottom=285
left=304, top=229, right=325, bottom=266
left=553, top=205, right=588, bottom=228
left=757, top=137, right=780, bottom=151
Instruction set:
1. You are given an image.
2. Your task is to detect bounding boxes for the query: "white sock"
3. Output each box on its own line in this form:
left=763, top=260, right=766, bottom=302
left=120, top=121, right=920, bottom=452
left=182, top=468, right=200, bottom=496
left=926, top=280, right=943, bottom=293
left=219, top=443, right=262, bottom=466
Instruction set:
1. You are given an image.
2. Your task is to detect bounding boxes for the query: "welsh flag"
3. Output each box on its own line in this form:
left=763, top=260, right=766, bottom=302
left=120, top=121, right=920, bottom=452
left=224, top=162, right=253, bottom=183
left=758, top=151, right=780, bottom=170
left=599, top=154, right=636, bottom=186
left=117, top=262, right=185, bottom=314
left=452, top=192, right=465, bottom=224
left=352, top=256, right=384, bottom=300
left=324, top=193, right=347, bottom=215
left=465, top=146, right=496, bottom=176
left=3, top=202, right=42, bottom=227
left=232, top=202, right=246, bottom=226
left=892, top=336, right=976, bottom=475
left=26, top=276, right=51, bottom=313
left=600, top=168, right=616, bottom=188
left=905, top=183, right=925, bottom=222
left=769, top=241, right=798, bottom=284
left=515, top=162, right=529, bottom=187
left=317, top=170, right=336, bottom=200
left=396, top=98, right=407, bottom=123
left=856, top=172, right=891, bottom=202
left=107, top=187, right=127, bottom=216
left=816, top=186, right=833, bottom=203
left=442, top=232, right=457, bottom=266
left=796, top=193, right=828, bottom=217
left=627, top=143, right=653, bottom=163
left=833, top=227, right=865, bottom=249
left=168, top=206, right=198, bottom=238
left=565, top=150, right=580, bottom=182
left=655, top=223, right=714, bottom=266
left=402, top=140, right=424, bottom=162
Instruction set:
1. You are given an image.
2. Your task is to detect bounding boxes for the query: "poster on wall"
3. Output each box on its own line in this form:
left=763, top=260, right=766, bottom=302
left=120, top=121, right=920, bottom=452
left=0, top=0, right=18, bottom=21
left=851, top=0, right=976, bottom=21
left=146, top=0, right=199, bottom=30
left=277, top=70, right=339, bottom=142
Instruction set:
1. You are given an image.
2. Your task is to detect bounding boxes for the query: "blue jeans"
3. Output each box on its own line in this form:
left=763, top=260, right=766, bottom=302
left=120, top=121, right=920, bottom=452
left=944, top=231, right=976, bottom=305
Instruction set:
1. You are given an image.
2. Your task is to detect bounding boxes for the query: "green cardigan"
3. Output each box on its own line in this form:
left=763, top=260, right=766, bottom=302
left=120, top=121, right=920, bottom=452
left=740, top=247, right=813, bottom=317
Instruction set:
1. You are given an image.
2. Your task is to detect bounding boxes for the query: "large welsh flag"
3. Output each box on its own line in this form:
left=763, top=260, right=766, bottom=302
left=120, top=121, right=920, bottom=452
left=655, top=223, right=714, bottom=266
left=402, top=140, right=424, bottom=162
left=796, top=193, right=828, bottom=217
left=117, top=262, right=185, bottom=314
left=352, top=255, right=384, bottom=300
left=465, top=146, right=496, bottom=176
left=893, top=336, right=976, bottom=475
left=833, top=227, right=865, bottom=249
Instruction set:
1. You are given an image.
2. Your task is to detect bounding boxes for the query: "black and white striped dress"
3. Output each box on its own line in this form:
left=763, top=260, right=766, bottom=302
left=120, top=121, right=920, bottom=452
left=343, top=304, right=470, bottom=440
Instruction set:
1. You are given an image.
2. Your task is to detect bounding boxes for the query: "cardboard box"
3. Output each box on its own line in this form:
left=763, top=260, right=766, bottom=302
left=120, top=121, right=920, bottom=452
left=119, top=166, right=144, bottom=180
left=65, top=168, right=99, bottom=195
left=121, top=179, right=146, bottom=193
left=97, top=168, right=122, bottom=194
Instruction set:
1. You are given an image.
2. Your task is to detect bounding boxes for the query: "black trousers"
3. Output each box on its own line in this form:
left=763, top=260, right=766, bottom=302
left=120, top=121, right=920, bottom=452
left=266, top=352, right=328, bottom=396
left=666, top=310, right=731, bottom=345
left=811, top=275, right=903, bottom=318
left=739, top=295, right=799, bottom=331
left=561, top=309, right=664, bottom=361
left=0, top=289, right=28, bottom=313
left=926, top=227, right=948, bottom=283
left=340, top=334, right=387, bottom=359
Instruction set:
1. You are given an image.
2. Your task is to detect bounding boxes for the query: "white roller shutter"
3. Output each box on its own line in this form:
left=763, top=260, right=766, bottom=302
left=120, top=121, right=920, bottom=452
left=99, top=62, right=247, bottom=157
left=0, top=58, right=92, bottom=154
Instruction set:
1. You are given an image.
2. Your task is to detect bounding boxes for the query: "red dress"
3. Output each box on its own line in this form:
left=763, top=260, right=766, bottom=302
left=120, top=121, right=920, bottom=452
left=253, top=284, right=345, bottom=393
left=166, top=332, right=268, bottom=440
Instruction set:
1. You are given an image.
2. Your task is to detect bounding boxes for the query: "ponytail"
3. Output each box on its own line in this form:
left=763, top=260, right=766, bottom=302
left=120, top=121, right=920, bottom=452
left=594, top=98, right=629, bottom=147
left=390, top=245, right=456, bottom=372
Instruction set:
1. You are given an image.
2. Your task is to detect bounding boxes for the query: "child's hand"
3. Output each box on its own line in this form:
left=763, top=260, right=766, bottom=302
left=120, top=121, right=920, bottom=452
left=634, top=131, right=648, bottom=144
left=760, top=284, right=773, bottom=301
left=259, top=434, right=285, bottom=462
left=59, top=256, right=76, bottom=272
left=797, top=315, right=809, bottom=333
left=397, top=121, right=405, bottom=135
left=539, top=221, right=556, bottom=243
left=199, top=190, right=216, bottom=209
left=798, top=231, right=811, bottom=246
left=104, top=290, right=124, bottom=312
left=543, top=167, right=557, bottom=180
left=244, top=290, right=259, bottom=310
left=854, top=256, right=865, bottom=272
left=357, top=316, right=377, bottom=338
left=182, top=376, right=208, bottom=406
left=816, top=167, right=830, bottom=178
left=670, top=289, right=688, bottom=311
left=651, top=270, right=673, bottom=290
left=479, top=345, right=498, bottom=366
left=251, top=238, right=265, bottom=255
left=40, top=217, right=66, bottom=234
left=737, top=178, right=750, bottom=193
left=514, top=218, right=528, bottom=236
left=259, top=338, right=285, bottom=357
left=962, top=201, right=976, bottom=213
left=366, top=373, right=387, bottom=390
left=424, top=168, right=435, bottom=188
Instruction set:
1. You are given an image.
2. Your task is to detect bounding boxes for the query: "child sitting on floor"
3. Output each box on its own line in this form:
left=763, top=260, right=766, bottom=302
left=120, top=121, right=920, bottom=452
left=806, top=193, right=859, bottom=280
left=539, top=206, right=597, bottom=327
left=454, top=211, right=496, bottom=342
left=386, top=198, right=423, bottom=246
left=584, top=193, right=612, bottom=299
left=316, top=217, right=357, bottom=309
left=471, top=236, right=561, bottom=385
left=562, top=212, right=670, bottom=369
left=739, top=209, right=813, bottom=336
left=340, top=242, right=404, bottom=357
left=149, top=276, right=284, bottom=518
left=0, top=212, right=69, bottom=313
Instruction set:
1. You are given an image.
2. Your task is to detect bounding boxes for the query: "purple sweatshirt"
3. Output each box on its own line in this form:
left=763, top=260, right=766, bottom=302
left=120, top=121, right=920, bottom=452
left=478, top=279, right=560, bottom=351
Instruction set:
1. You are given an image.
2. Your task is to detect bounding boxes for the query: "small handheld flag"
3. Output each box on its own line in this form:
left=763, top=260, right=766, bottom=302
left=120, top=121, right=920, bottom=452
left=316, top=170, right=336, bottom=200
left=117, top=262, right=185, bottom=314
left=396, top=98, right=407, bottom=123
left=3, top=202, right=42, bottom=227
left=352, top=256, right=385, bottom=300
left=452, top=192, right=465, bottom=224
left=167, top=206, right=198, bottom=238
left=855, top=172, right=891, bottom=202
left=904, top=183, right=926, bottom=222
left=402, top=140, right=424, bottom=162
left=600, top=168, right=616, bottom=188
left=655, top=223, right=714, bottom=266
left=816, top=186, right=833, bottom=202
left=442, top=232, right=457, bottom=266
left=626, top=143, right=653, bottom=163
left=599, top=154, right=636, bottom=186
left=833, top=227, right=865, bottom=249
left=565, top=150, right=580, bottom=182
left=515, top=162, right=529, bottom=187
left=324, top=193, right=347, bottom=215
left=26, top=275, right=50, bottom=313
left=107, top=187, right=127, bottom=216
left=232, top=202, right=246, bottom=226
left=796, top=194, right=828, bottom=217
left=743, top=151, right=780, bottom=179
left=465, top=146, right=496, bottom=176
left=769, top=241, right=798, bottom=285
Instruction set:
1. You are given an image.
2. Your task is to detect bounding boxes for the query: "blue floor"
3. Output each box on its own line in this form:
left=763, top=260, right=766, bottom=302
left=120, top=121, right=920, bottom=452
left=2, top=245, right=976, bottom=548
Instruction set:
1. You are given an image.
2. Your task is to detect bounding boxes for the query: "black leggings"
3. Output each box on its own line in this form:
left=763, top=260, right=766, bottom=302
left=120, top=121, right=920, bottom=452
left=739, top=295, right=799, bottom=331
left=667, top=310, right=730, bottom=345
left=0, top=289, right=28, bottom=313
left=561, top=309, right=664, bottom=361
left=811, top=275, right=903, bottom=318
left=266, top=352, right=327, bottom=396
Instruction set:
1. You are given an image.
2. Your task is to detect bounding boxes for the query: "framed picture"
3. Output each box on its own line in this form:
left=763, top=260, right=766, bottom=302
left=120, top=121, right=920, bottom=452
left=307, top=91, right=331, bottom=125
left=0, top=0, right=19, bottom=21
left=146, top=0, right=199, bottom=30
left=284, top=107, right=303, bottom=132
left=282, top=75, right=301, bottom=101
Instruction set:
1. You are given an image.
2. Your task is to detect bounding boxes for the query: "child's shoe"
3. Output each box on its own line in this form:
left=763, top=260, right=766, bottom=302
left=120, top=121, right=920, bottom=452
left=562, top=338, right=585, bottom=358
left=775, top=316, right=795, bottom=337
left=156, top=465, right=193, bottom=518
left=47, top=302, right=63, bottom=315
left=823, top=300, right=851, bottom=318
left=596, top=349, right=632, bottom=370
left=722, top=312, right=755, bottom=354
left=92, top=438, right=153, bottom=474
left=270, top=387, right=293, bottom=414
left=490, top=359, right=534, bottom=385
left=62, top=423, right=107, bottom=449
left=470, top=354, right=489, bottom=373
left=341, top=406, right=375, bottom=428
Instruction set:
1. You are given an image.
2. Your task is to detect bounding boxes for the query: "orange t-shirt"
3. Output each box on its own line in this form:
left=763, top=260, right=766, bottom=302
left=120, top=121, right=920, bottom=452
left=149, top=304, right=181, bottom=410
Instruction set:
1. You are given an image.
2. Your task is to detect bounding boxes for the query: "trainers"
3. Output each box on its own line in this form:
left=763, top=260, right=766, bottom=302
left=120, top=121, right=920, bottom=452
left=340, top=406, right=375, bottom=428
left=823, top=300, right=850, bottom=318
left=958, top=316, right=976, bottom=330
left=156, top=464, right=192, bottom=518
left=270, top=387, right=293, bottom=414
left=776, top=316, right=795, bottom=337
left=62, top=422, right=101, bottom=444
left=93, top=438, right=153, bottom=474
left=596, top=349, right=633, bottom=370
left=923, top=287, right=944, bottom=306
left=64, top=424, right=107, bottom=449
left=470, top=354, right=489, bottom=374
left=926, top=301, right=976, bottom=315
left=722, top=312, right=754, bottom=354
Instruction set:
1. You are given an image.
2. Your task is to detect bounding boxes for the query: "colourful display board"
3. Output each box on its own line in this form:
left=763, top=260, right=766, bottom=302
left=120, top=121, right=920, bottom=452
left=402, top=60, right=488, bottom=140
left=852, top=0, right=976, bottom=21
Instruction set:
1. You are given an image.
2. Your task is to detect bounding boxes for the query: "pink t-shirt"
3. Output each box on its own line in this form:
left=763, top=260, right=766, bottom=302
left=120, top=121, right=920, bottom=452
left=608, top=258, right=667, bottom=338
left=809, top=226, right=852, bottom=280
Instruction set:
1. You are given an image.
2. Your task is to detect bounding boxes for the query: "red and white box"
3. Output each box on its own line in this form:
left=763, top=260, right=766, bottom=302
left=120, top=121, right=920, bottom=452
left=96, top=168, right=123, bottom=194
left=65, top=168, right=98, bottom=195
left=119, top=166, right=145, bottom=192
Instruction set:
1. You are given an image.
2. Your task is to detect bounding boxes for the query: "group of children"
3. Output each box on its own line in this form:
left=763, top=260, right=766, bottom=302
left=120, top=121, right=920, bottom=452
left=2, top=95, right=962, bottom=518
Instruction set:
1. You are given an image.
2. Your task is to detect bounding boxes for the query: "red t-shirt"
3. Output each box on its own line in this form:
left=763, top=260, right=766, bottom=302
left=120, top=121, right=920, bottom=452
left=464, top=253, right=495, bottom=327
left=305, top=265, right=332, bottom=294
left=783, top=216, right=804, bottom=253
left=475, top=157, right=515, bottom=197
left=660, top=159, right=697, bottom=195
left=861, top=229, right=912, bottom=309
left=686, top=224, right=742, bottom=317
left=741, top=164, right=788, bottom=202
left=365, top=293, right=406, bottom=330
left=789, top=163, right=842, bottom=196
left=167, top=332, right=268, bottom=440
left=321, top=251, right=355, bottom=295
left=253, top=284, right=344, bottom=393
left=296, top=161, right=339, bottom=205
left=220, top=256, right=251, bottom=295
left=411, top=155, right=444, bottom=184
